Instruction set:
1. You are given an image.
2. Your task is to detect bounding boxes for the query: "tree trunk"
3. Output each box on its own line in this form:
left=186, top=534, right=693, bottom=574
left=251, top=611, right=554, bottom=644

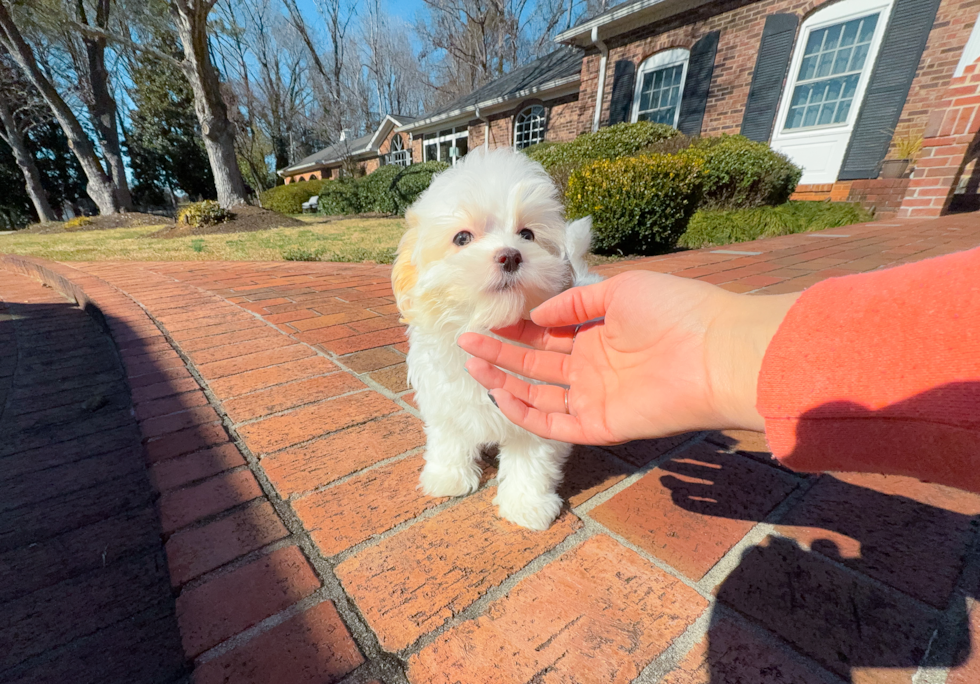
left=0, top=2, right=119, bottom=215
left=0, top=96, right=57, bottom=223
left=171, top=0, right=249, bottom=208
left=78, top=0, right=133, bottom=210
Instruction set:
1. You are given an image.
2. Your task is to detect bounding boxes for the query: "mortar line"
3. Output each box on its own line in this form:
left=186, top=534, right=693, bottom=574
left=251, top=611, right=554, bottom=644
left=74, top=267, right=404, bottom=679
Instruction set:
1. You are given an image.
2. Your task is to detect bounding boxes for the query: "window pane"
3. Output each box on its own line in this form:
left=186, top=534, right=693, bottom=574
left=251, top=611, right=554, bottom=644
left=635, top=63, right=683, bottom=126
left=456, top=137, right=468, bottom=157
left=785, top=13, right=879, bottom=130
left=425, top=143, right=437, bottom=161
left=514, top=105, right=546, bottom=149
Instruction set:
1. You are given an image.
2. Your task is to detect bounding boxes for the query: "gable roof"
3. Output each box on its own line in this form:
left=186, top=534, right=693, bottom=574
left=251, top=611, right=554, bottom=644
left=278, top=132, right=375, bottom=176
left=555, top=0, right=712, bottom=47
left=399, top=47, right=583, bottom=132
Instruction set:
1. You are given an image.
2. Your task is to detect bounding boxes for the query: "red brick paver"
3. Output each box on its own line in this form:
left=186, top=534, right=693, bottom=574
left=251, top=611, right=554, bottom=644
left=4, top=211, right=980, bottom=683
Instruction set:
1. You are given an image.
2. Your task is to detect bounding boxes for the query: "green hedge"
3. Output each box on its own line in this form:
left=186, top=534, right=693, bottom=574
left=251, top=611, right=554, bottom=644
left=526, top=121, right=679, bottom=194
left=259, top=179, right=325, bottom=214
left=566, top=153, right=704, bottom=255
left=317, top=179, right=361, bottom=215
left=679, top=134, right=801, bottom=210
left=318, top=161, right=449, bottom=216
left=679, top=201, right=873, bottom=250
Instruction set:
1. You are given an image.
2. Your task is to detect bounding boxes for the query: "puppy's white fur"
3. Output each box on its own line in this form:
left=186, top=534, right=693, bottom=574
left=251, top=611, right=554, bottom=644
left=392, top=148, right=597, bottom=530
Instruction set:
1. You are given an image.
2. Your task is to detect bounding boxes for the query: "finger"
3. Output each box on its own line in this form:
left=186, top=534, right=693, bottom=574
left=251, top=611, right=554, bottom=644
left=489, top=319, right=577, bottom=353
left=465, top=358, right=567, bottom=414
left=530, top=278, right=616, bottom=328
left=489, top=389, right=588, bottom=443
left=457, top=334, right=570, bottom=385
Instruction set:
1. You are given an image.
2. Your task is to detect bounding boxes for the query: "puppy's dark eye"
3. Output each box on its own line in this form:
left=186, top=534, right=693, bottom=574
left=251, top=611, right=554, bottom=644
left=453, top=231, right=473, bottom=247
left=518, top=228, right=534, bottom=241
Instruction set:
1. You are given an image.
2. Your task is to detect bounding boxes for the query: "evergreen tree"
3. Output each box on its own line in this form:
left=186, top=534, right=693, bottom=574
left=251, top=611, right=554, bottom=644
left=125, top=44, right=216, bottom=206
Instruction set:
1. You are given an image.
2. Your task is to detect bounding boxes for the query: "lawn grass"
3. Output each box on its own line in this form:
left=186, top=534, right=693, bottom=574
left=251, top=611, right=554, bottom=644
left=0, top=201, right=874, bottom=263
left=0, top=216, right=407, bottom=262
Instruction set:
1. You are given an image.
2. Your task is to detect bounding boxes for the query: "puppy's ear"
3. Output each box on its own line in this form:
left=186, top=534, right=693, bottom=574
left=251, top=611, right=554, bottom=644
left=392, top=211, right=419, bottom=324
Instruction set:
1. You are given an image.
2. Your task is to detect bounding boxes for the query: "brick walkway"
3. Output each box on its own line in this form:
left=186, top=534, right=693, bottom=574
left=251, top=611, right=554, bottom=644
left=2, top=211, right=980, bottom=684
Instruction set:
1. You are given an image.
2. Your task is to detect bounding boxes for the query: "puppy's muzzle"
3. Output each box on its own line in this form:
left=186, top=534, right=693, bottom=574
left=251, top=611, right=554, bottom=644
left=496, top=248, right=523, bottom=274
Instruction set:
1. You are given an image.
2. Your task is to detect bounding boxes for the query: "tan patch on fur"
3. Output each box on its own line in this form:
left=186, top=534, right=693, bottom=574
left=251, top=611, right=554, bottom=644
left=392, top=218, right=419, bottom=324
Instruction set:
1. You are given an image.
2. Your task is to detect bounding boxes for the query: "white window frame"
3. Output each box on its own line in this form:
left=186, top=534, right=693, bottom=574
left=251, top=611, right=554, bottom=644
left=386, top=133, right=411, bottom=167
left=777, top=1, right=892, bottom=134
left=630, top=48, right=690, bottom=128
left=769, top=0, right=894, bottom=184
left=514, top=104, right=547, bottom=149
left=422, top=126, right=469, bottom=165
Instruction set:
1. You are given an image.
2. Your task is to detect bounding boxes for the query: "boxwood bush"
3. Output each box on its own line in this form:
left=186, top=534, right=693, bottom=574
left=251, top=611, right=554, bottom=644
left=679, top=134, right=801, bottom=210
left=526, top=121, right=679, bottom=194
left=317, top=179, right=361, bottom=215
left=177, top=200, right=231, bottom=228
left=318, top=161, right=449, bottom=216
left=259, top=179, right=325, bottom=214
left=566, top=153, right=704, bottom=255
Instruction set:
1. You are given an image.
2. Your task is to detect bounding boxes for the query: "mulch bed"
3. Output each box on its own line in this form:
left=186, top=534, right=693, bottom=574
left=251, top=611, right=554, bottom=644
left=148, top=206, right=302, bottom=239
left=26, top=212, right=169, bottom=234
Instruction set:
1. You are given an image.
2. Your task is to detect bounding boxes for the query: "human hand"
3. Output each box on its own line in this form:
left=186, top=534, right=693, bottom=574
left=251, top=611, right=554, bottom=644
left=457, top=270, right=799, bottom=445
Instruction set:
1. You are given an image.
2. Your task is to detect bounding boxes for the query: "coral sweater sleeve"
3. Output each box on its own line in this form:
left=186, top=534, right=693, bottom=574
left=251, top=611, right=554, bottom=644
left=756, top=246, right=980, bottom=492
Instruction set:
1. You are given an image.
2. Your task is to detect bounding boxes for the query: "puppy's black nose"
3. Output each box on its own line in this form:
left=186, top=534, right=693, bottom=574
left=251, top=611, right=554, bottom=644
left=496, top=248, right=522, bottom=273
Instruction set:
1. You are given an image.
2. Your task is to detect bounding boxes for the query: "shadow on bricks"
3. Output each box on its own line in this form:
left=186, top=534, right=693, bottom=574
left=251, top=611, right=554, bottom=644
left=663, top=385, right=980, bottom=683
left=0, top=270, right=360, bottom=684
left=0, top=296, right=187, bottom=683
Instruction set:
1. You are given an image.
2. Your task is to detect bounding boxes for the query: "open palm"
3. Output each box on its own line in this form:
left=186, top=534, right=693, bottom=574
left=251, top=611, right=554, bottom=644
left=458, top=270, right=754, bottom=445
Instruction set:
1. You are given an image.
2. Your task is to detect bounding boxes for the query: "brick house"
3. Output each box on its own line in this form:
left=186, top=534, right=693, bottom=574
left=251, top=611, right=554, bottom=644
left=278, top=114, right=417, bottom=184
left=396, top=47, right=589, bottom=164
left=551, top=0, right=980, bottom=217
left=281, top=0, right=980, bottom=218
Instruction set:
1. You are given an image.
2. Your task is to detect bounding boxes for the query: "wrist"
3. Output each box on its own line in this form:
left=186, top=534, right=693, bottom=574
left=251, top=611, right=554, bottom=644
left=706, top=291, right=800, bottom=432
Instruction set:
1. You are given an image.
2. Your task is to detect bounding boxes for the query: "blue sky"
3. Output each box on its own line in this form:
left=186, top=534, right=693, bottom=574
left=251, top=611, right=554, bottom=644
left=293, top=0, right=428, bottom=27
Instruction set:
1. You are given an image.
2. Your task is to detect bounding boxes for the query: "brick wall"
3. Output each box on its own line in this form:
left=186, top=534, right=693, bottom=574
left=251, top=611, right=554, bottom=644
left=846, top=178, right=912, bottom=217
left=580, top=0, right=978, bottom=156
left=461, top=92, right=589, bottom=153
left=899, top=57, right=980, bottom=217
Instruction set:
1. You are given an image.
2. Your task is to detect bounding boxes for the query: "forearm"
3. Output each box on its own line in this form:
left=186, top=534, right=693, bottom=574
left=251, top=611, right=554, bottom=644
left=756, top=247, right=980, bottom=491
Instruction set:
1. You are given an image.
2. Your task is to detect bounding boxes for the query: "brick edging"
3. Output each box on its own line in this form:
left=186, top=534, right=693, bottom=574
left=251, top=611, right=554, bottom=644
left=0, top=255, right=370, bottom=682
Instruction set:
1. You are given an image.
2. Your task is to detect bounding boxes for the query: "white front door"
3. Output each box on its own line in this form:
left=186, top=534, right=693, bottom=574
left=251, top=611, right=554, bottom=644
left=770, top=0, right=894, bottom=184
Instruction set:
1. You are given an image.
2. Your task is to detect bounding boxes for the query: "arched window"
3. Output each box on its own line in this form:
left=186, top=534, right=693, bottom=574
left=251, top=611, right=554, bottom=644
left=387, top=133, right=411, bottom=166
left=514, top=105, right=546, bottom=149
left=632, top=49, right=690, bottom=127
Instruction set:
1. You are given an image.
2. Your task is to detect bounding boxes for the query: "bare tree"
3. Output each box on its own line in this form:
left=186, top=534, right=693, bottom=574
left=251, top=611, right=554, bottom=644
left=0, top=1, right=119, bottom=214
left=169, top=0, right=248, bottom=207
left=0, top=66, right=56, bottom=222
left=68, top=0, right=133, bottom=210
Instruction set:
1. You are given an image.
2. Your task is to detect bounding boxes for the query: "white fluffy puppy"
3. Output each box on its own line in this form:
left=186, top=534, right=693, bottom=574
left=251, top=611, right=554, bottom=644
left=391, top=147, right=597, bottom=530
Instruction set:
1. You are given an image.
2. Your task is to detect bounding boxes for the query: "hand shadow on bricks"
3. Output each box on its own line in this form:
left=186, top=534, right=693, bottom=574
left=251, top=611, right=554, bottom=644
left=0, top=299, right=188, bottom=684
left=661, top=389, right=980, bottom=682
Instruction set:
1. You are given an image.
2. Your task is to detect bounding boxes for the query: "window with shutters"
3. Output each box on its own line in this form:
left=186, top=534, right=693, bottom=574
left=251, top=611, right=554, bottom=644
left=514, top=105, right=546, bottom=149
left=769, top=0, right=894, bottom=185
left=784, top=14, right=880, bottom=130
left=631, top=49, right=690, bottom=127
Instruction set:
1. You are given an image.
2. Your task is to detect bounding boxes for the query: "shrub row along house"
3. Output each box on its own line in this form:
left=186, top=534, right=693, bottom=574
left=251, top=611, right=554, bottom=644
left=279, top=0, right=980, bottom=218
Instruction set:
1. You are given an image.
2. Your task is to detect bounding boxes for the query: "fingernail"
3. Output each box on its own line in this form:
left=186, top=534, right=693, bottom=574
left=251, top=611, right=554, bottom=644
left=487, top=391, right=498, bottom=407
left=463, top=366, right=470, bottom=375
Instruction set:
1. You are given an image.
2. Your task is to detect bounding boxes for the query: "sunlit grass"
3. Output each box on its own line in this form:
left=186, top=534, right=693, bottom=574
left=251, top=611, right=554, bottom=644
left=0, top=217, right=407, bottom=262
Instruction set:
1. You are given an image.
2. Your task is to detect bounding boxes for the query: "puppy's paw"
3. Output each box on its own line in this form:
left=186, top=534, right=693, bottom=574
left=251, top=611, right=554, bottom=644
left=419, top=461, right=481, bottom=498
left=494, top=490, right=562, bottom=531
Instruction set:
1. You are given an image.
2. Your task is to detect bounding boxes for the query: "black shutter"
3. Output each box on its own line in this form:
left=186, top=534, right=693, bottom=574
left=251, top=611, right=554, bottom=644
left=677, top=31, right=720, bottom=136
left=740, top=14, right=799, bottom=142
left=838, top=0, right=942, bottom=180
left=606, top=60, right=636, bottom=126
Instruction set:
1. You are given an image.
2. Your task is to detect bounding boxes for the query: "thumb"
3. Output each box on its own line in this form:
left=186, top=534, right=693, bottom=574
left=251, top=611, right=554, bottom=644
left=530, top=277, right=615, bottom=328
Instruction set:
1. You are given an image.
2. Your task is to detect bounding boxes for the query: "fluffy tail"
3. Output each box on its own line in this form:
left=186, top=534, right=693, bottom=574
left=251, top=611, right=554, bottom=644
left=565, top=217, right=603, bottom=287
